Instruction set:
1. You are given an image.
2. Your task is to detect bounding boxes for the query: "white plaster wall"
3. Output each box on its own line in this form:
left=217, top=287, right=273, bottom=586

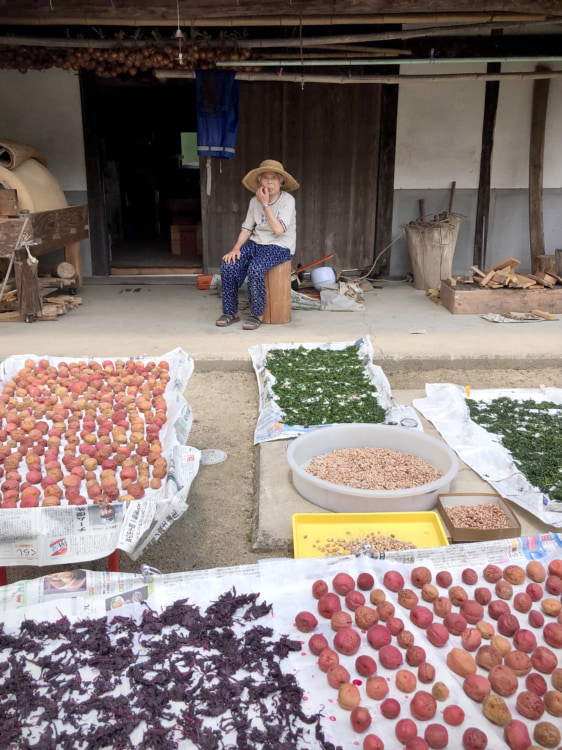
left=396, top=61, right=562, bottom=191
left=0, top=69, right=86, bottom=190
left=395, top=63, right=487, bottom=189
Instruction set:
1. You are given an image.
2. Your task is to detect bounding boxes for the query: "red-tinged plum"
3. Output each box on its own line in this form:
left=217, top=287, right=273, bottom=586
left=447, top=648, right=477, bottom=678
left=308, top=633, right=329, bottom=656
left=424, top=724, right=448, bottom=750
left=395, top=718, right=417, bottom=743
left=334, top=627, right=361, bottom=656
left=443, top=705, right=465, bottom=726
left=383, top=570, right=404, bottom=592
left=338, top=682, right=361, bottom=710
left=526, top=560, right=546, bottom=582
left=433, top=597, right=452, bottom=618
left=431, top=683, right=449, bottom=702
left=370, top=589, right=386, bottom=605
left=553, top=667, right=562, bottom=690
left=410, top=690, right=437, bottom=720
left=357, top=573, right=375, bottom=591
left=545, top=575, right=562, bottom=596
left=399, top=589, right=419, bottom=609
left=483, top=564, right=503, bottom=583
left=531, top=646, right=558, bottom=674
left=365, top=675, right=389, bottom=700
left=376, top=601, right=395, bottom=622
left=355, top=655, right=377, bottom=677
left=528, top=609, right=545, bottom=628
left=504, top=720, right=532, bottom=750
left=421, top=584, right=439, bottom=603
left=503, top=565, right=525, bottom=585
left=504, top=649, right=532, bottom=676
left=363, top=735, right=384, bottom=750
left=461, top=628, right=482, bottom=652
left=318, top=648, right=339, bottom=672
left=526, top=672, right=548, bottom=696
left=351, top=706, right=372, bottom=733
left=462, top=728, right=487, bottom=750
left=327, top=664, right=351, bottom=689
left=379, top=644, right=403, bottom=669
left=295, top=611, right=318, bottom=633
left=426, top=623, right=449, bottom=648
left=396, top=669, right=417, bottom=693
left=488, top=599, right=511, bottom=620
left=410, top=606, right=433, bottom=629
left=331, top=611, right=352, bottom=632
left=411, top=566, right=432, bottom=588
left=443, top=613, right=467, bottom=635
left=543, top=622, right=562, bottom=648
left=547, top=559, right=562, bottom=578
left=541, top=597, right=562, bottom=617
left=405, top=739, right=429, bottom=750
left=463, top=674, right=491, bottom=702
left=397, top=630, right=415, bottom=648
left=482, top=695, right=512, bottom=726
left=526, top=582, right=543, bottom=601
left=366, top=624, right=391, bottom=650
left=513, top=628, right=537, bottom=653
left=495, top=580, right=513, bottom=600
left=418, top=662, right=435, bottom=684
left=513, top=592, right=532, bottom=613
left=449, top=585, right=468, bottom=606
left=516, top=690, right=545, bottom=720
left=318, top=593, right=341, bottom=619
left=461, top=600, right=484, bottom=625
left=333, top=573, right=355, bottom=596
left=543, top=690, right=562, bottom=717
left=406, top=645, right=426, bottom=667
left=355, top=606, right=379, bottom=630
left=489, top=665, right=519, bottom=696
left=474, top=587, right=492, bottom=606
left=345, top=590, right=366, bottom=611
left=380, top=697, right=400, bottom=719
left=462, top=568, right=478, bottom=585
left=475, top=645, right=502, bottom=671
left=533, top=720, right=561, bottom=748
left=387, top=616, right=404, bottom=636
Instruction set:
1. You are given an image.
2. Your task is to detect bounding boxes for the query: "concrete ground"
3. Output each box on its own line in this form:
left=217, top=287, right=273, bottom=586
left=1, top=279, right=561, bottom=569
left=1, top=279, right=560, bottom=370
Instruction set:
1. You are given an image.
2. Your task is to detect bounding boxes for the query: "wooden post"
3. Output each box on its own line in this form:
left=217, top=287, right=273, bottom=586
left=64, top=242, right=82, bottom=286
left=474, top=62, right=500, bottom=268
left=374, top=77, right=398, bottom=277
left=555, top=248, right=562, bottom=277
left=534, top=254, right=556, bottom=275
left=14, top=246, right=42, bottom=319
left=529, top=69, right=550, bottom=273
left=262, top=260, right=291, bottom=324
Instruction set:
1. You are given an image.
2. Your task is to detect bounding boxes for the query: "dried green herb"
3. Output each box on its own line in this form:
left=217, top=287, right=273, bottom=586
left=266, top=345, right=385, bottom=427
left=466, top=396, right=562, bottom=502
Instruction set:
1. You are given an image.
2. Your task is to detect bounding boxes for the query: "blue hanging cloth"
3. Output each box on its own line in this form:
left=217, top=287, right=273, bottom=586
left=196, top=70, right=239, bottom=160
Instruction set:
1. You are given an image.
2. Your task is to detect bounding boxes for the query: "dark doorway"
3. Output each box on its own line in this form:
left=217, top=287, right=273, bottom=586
left=83, top=75, right=203, bottom=276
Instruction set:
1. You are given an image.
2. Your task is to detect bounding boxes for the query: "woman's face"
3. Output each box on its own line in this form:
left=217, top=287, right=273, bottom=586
left=48, top=572, right=75, bottom=588
left=259, top=172, right=282, bottom=197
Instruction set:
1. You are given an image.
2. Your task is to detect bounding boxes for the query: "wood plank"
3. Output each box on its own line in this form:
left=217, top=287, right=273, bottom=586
left=440, top=280, right=562, bottom=314
left=529, top=73, right=550, bottom=271
left=487, top=257, right=521, bottom=272
left=110, top=266, right=203, bottom=275
left=473, top=59, right=500, bottom=268
left=64, top=241, right=82, bottom=287
left=0, top=189, right=18, bottom=217
left=531, top=309, right=557, bottom=320
left=478, top=269, right=495, bottom=287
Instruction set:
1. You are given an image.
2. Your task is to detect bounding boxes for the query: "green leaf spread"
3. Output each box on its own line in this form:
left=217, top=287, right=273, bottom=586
left=466, top=396, right=562, bottom=502
left=265, top=345, right=386, bottom=427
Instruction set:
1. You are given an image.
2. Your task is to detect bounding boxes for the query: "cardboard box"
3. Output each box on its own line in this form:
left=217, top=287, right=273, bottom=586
left=170, top=224, right=199, bottom=257
left=437, top=493, right=521, bottom=543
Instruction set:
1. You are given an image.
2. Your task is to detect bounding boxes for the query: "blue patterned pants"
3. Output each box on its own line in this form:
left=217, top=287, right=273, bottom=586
left=221, top=241, right=292, bottom=317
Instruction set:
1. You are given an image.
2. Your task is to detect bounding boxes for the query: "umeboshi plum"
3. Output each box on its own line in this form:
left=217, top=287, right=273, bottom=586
left=355, top=606, right=379, bottom=630
left=461, top=628, right=482, bottom=652
left=396, top=669, right=417, bottom=693
left=378, top=644, right=403, bottom=670
left=410, top=690, right=437, bottom=720
left=443, top=705, right=464, bottom=726
left=543, top=690, right=562, bottom=717
left=483, top=564, right=503, bottom=583
left=448, top=585, right=468, bottom=606
left=462, top=728, right=488, bottom=750
left=365, top=675, right=389, bottom=700
left=531, top=645, right=558, bottom=674
left=426, top=623, right=449, bottom=648
left=495, top=580, right=513, bottom=600
left=424, top=724, right=448, bottom=750
left=474, top=587, right=492, bottom=606
left=533, top=720, right=561, bottom=748
left=543, top=622, right=562, bottom=648
left=435, top=571, right=452, bottom=588
left=513, top=592, right=532, bottom=613
left=338, top=682, right=361, bottom=710
left=387, top=616, right=404, bottom=636
left=395, top=718, right=417, bottom=744
left=503, top=720, right=532, bottom=750
left=489, top=665, right=519, bottom=696
left=526, top=672, right=548, bottom=696
left=406, top=645, right=426, bottom=667
left=482, top=694, right=512, bottom=726
left=380, top=697, right=401, bottom=719
left=295, top=611, right=318, bottom=633
left=333, top=627, right=361, bottom=656
left=512, top=628, right=537, bottom=653
left=526, top=560, right=546, bottom=582
left=356, top=654, right=377, bottom=677
left=410, top=606, right=433, bottom=629
left=446, top=648, right=477, bottom=678
left=504, top=649, right=532, bottom=676
left=516, top=691, right=545, bottom=720
left=397, top=630, right=415, bottom=648
left=463, top=674, right=491, bottom=703
left=462, top=568, right=478, bottom=585
left=528, top=609, right=545, bottom=629
left=383, top=570, right=404, bottom=593
left=526, top=582, right=543, bottom=601
left=309, top=633, right=329, bottom=655
left=431, top=682, right=449, bottom=701
left=363, top=735, right=384, bottom=750
left=333, top=573, right=355, bottom=596
left=346, top=590, right=366, bottom=611
left=433, top=597, right=452, bottom=618
left=327, top=664, right=351, bottom=689
left=418, top=663, right=436, bottom=684
left=366, top=624, right=391, bottom=650
left=312, top=579, right=329, bottom=599
left=331, top=611, right=353, bottom=631
left=370, top=588, right=386, bottom=605
left=444, top=612, right=468, bottom=635
left=398, top=588, right=419, bottom=610
left=318, top=593, right=342, bottom=619
left=421, top=584, right=439, bottom=603
left=318, top=648, right=339, bottom=672
left=357, top=572, right=375, bottom=591
left=411, top=566, right=432, bottom=588
left=503, top=565, right=525, bottom=585
left=351, top=706, right=372, bottom=733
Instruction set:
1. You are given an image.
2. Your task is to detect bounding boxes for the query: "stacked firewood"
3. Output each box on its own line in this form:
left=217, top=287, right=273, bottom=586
left=449, top=257, right=562, bottom=289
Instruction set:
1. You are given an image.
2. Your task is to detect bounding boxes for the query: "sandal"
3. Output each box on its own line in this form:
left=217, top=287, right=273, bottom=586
left=243, top=315, right=262, bottom=330
left=216, top=313, right=240, bottom=327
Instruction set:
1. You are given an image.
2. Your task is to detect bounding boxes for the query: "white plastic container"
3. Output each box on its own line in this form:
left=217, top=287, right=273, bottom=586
left=287, top=424, right=458, bottom=513
left=311, top=266, right=336, bottom=290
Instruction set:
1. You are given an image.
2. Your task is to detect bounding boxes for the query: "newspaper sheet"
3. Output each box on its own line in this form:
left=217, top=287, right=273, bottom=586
left=413, top=384, right=562, bottom=526
left=248, top=336, right=395, bottom=444
left=2, top=535, right=560, bottom=749
left=0, top=348, right=200, bottom=566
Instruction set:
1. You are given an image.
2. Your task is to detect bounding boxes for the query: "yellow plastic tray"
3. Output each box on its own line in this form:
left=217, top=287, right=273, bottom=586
left=292, top=512, right=449, bottom=559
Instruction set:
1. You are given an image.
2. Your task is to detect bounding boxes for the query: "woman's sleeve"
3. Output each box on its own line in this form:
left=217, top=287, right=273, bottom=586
left=276, top=194, right=296, bottom=232
left=241, top=198, right=256, bottom=232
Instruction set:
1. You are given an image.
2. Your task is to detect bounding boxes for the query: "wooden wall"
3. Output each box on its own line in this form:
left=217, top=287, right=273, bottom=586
left=201, top=81, right=381, bottom=272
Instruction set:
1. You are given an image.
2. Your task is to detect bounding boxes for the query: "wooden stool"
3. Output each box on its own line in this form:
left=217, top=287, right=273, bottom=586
left=262, top=260, right=292, bottom=324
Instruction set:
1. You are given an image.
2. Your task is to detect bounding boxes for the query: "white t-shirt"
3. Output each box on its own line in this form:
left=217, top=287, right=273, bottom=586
left=241, top=191, right=296, bottom=255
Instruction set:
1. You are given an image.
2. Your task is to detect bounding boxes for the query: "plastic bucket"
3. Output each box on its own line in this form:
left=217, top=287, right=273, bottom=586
left=311, top=266, right=336, bottom=290
left=197, top=274, right=213, bottom=290
left=287, top=424, right=458, bottom=513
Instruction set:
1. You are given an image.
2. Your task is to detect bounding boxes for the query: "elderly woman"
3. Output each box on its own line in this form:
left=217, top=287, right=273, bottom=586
left=216, top=159, right=299, bottom=330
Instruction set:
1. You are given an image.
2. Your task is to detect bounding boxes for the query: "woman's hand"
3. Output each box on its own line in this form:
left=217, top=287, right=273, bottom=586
left=256, top=186, right=269, bottom=206
left=222, top=247, right=241, bottom=264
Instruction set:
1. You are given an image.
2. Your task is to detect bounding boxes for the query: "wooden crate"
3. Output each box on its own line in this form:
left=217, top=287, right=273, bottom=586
left=440, top=279, right=562, bottom=314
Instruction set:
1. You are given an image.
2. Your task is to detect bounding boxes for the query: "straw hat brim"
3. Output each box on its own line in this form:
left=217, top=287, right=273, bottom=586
left=242, top=163, right=299, bottom=192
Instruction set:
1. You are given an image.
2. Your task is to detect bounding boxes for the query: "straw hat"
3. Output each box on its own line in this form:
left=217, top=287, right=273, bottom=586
left=242, top=159, right=299, bottom=192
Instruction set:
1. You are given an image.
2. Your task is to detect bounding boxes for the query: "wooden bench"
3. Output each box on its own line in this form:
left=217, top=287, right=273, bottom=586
left=262, top=259, right=292, bottom=324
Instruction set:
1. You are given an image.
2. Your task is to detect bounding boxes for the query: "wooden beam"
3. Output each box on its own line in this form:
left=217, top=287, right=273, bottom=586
left=156, top=69, right=562, bottom=84
left=474, top=60, right=500, bottom=268
left=374, top=76, right=398, bottom=277
left=529, top=68, right=550, bottom=272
